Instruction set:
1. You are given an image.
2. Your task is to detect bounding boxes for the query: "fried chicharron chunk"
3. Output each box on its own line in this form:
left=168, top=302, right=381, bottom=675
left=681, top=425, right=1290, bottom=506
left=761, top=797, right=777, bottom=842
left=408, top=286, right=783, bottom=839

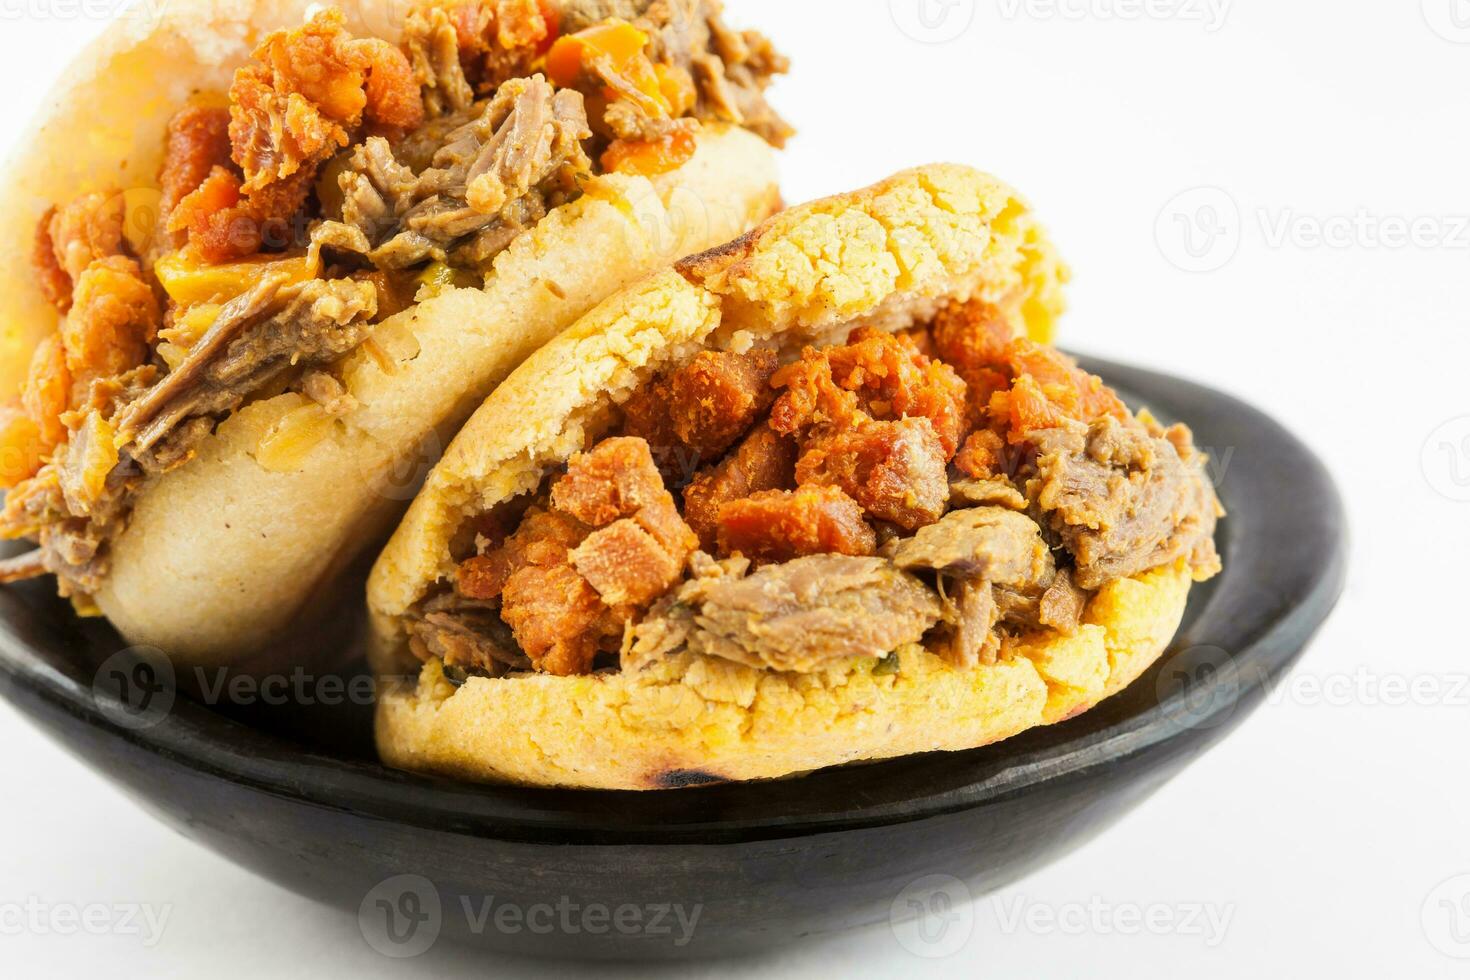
left=796, top=417, right=949, bottom=532
left=717, top=485, right=876, bottom=565
left=622, top=349, right=779, bottom=482
left=682, top=423, right=796, bottom=552
left=461, top=438, right=697, bottom=676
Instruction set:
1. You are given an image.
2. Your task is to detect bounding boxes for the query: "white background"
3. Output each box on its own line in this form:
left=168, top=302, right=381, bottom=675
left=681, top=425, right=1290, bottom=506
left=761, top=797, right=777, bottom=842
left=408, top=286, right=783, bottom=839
left=0, top=1, right=1465, bottom=976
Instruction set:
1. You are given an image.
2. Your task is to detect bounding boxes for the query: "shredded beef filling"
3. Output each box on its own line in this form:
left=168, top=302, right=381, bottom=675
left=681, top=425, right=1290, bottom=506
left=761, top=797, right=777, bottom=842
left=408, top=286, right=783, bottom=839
left=2, top=275, right=379, bottom=595
left=1028, top=414, right=1223, bottom=589
left=886, top=507, right=1083, bottom=666
left=628, top=553, right=942, bottom=674
left=402, top=5, right=478, bottom=121
left=406, top=592, right=532, bottom=680
left=633, top=0, right=792, bottom=146
left=557, top=0, right=792, bottom=152
left=118, top=278, right=377, bottom=454
left=313, top=76, right=592, bottom=274
left=419, top=311, right=1223, bottom=681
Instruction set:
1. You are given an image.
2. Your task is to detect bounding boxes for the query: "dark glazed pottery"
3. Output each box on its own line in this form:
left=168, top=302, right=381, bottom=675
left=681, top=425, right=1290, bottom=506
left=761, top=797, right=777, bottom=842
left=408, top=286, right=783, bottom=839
left=0, top=357, right=1347, bottom=960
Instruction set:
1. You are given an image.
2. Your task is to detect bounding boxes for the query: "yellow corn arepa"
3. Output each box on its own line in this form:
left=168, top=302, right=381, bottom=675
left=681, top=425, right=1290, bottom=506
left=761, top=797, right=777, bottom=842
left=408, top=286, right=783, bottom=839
left=370, top=164, right=1069, bottom=623
left=0, top=0, right=781, bottom=665
left=365, top=164, right=1197, bottom=791
left=379, top=562, right=1190, bottom=789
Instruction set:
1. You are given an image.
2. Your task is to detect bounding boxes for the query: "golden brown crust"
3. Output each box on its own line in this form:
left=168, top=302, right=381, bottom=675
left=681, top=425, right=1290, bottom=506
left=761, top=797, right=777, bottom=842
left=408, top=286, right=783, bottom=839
left=674, top=227, right=761, bottom=281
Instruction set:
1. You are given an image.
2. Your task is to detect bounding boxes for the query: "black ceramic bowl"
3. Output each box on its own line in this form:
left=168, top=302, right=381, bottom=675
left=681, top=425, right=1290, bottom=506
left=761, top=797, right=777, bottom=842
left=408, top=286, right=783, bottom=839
left=0, top=357, right=1345, bottom=961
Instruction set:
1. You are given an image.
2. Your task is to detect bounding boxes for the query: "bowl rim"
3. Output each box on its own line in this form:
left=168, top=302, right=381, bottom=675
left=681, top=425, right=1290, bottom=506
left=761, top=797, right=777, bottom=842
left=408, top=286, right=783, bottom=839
left=0, top=356, right=1348, bottom=845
